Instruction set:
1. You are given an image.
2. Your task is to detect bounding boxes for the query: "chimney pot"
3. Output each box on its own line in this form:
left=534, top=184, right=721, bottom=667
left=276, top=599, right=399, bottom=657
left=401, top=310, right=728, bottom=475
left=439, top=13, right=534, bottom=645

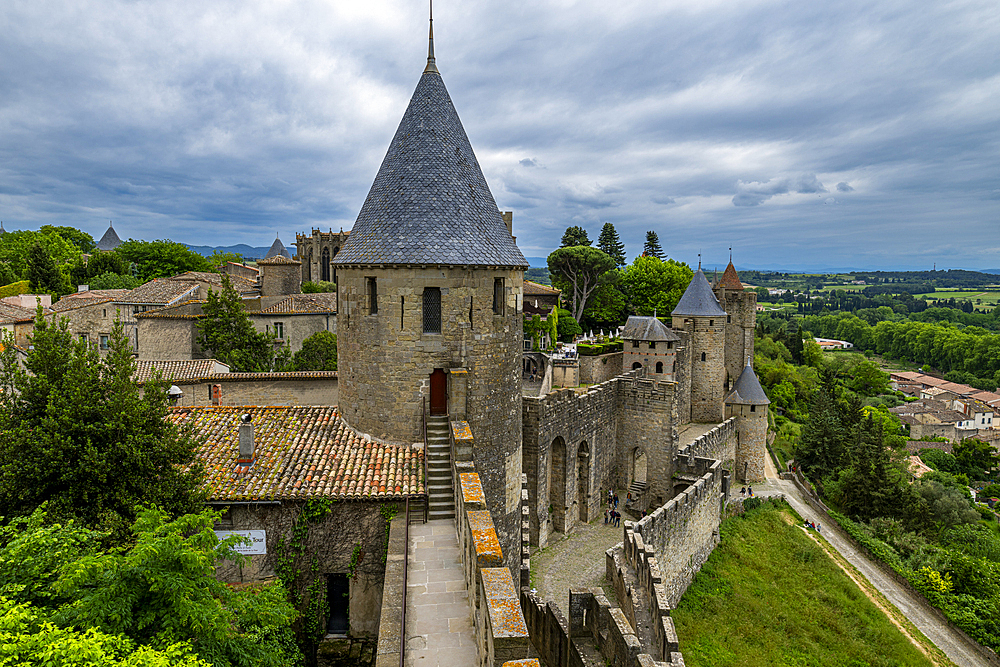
left=238, top=417, right=254, bottom=463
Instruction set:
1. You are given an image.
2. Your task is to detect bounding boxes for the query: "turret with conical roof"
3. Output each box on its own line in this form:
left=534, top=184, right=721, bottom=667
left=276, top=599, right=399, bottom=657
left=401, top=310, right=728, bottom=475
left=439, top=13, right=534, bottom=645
left=97, top=222, right=122, bottom=251
left=713, top=257, right=757, bottom=389
left=726, top=360, right=769, bottom=483
left=264, top=235, right=292, bottom=260
left=334, top=9, right=525, bottom=575
left=672, top=268, right=727, bottom=422
left=622, top=315, right=680, bottom=380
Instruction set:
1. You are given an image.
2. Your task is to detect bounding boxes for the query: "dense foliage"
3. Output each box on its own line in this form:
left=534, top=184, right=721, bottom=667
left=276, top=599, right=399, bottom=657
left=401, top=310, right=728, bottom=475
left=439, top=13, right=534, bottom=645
left=596, top=222, right=626, bottom=268
left=559, top=226, right=591, bottom=247
left=0, top=507, right=300, bottom=667
left=547, top=246, right=616, bottom=322
left=291, top=331, right=337, bottom=371
left=642, top=231, right=663, bottom=259
left=0, top=312, right=204, bottom=538
left=300, top=281, right=336, bottom=294
left=117, top=240, right=213, bottom=282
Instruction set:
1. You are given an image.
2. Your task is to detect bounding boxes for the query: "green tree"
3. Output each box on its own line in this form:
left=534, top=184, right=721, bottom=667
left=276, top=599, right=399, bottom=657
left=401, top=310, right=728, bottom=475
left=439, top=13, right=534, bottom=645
left=560, top=226, right=591, bottom=247
left=197, top=275, right=282, bottom=372
left=596, top=222, right=626, bottom=267
left=87, top=250, right=127, bottom=278
left=207, top=250, right=244, bottom=268
left=788, top=325, right=805, bottom=364
left=26, top=242, right=68, bottom=294
left=848, top=360, right=890, bottom=396
left=642, top=231, right=663, bottom=259
left=620, top=256, right=693, bottom=316
left=88, top=271, right=142, bottom=291
left=547, top=246, right=616, bottom=322
left=0, top=229, right=81, bottom=277
left=292, top=331, right=337, bottom=371
left=40, top=225, right=97, bottom=253
left=301, top=281, right=337, bottom=293
left=953, top=439, right=999, bottom=481
left=116, top=240, right=212, bottom=282
left=0, top=313, right=204, bottom=537
left=797, top=385, right=845, bottom=478
left=556, top=308, right=582, bottom=342
left=580, top=277, right=628, bottom=330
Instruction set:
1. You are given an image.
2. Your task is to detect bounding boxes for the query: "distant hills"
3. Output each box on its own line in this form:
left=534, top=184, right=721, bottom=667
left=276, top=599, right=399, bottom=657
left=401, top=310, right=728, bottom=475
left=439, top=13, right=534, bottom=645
left=185, top=243, right=295, bottom=260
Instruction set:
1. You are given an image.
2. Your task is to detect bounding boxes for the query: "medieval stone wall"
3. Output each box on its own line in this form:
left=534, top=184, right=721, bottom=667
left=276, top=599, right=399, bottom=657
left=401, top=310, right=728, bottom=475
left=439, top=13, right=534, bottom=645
left=727, top=404, right=767, bottom=483
left=162, top=375, right=339, bottom=407
left=56, top=301, right=120, bottom=356
left=673, top=330, right=692, bottom=424
left=247, top=311, right=334, bottom=354
left=215, top=499, right=399, bottom=636
left=677, top=417, right=737, bottom=469
left=522, top=380, right=620, bottom=547
left=260, top=262, right=301, bottom=297
left=616, top=377, right=678, bottom=511
left=337, top=265, right=524, bottom=573
left=136, top=317, right=200, bottom=360
left=579, top=351, right=623, bottom=385
left=715, top=288, right=757, bottom=387
left=679, top=316, right=725, bottom=423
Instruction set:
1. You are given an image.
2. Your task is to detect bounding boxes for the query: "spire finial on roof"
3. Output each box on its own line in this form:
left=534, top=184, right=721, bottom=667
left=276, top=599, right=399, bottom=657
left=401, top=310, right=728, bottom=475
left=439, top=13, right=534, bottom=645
left=424, top=0, right=438, bottom=73
left=698, top=253, right=701, bottom=270
left=729, top=247, right=732, bottom=262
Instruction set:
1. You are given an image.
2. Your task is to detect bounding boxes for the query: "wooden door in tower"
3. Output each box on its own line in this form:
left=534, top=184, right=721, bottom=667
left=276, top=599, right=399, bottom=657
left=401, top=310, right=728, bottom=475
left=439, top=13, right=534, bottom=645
left=429, top=368, right=447, bottom=415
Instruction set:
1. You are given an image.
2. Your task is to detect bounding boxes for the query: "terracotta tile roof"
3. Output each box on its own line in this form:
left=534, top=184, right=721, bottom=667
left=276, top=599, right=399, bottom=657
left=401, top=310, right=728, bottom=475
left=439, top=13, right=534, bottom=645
left=918, top=375, right=948, bottom=387
left=166, top=371, right=338, bottom=386
left=939, top=381, right=974, bottom=395
left=523, top=281, right=560, bottom=296
left=716, top=261, right=744, bottom=290
left=972, top=391, right=1000, bottom=404
left=891, top=371, right=923, bottom=381
left=134, top=359, right=229, bottom=383
left=168, top=406, right=425, bottom=501
left=51, top=290, right=131, bottom=312
left=259, top=293, right=337, bottom=314
left=170, top=272, right=258, bottom=293
left=0, top=302, right=37, bottom=324
left=890, top=399, right=949, bottom=415
left=134, top=300, right=207, bottom=319
left=118, top=280, right=199, bottom=305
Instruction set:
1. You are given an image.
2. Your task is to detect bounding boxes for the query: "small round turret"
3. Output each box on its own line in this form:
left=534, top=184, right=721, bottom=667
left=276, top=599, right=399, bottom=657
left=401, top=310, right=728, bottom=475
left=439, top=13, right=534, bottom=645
left=725, top=360, right=770, bottom=483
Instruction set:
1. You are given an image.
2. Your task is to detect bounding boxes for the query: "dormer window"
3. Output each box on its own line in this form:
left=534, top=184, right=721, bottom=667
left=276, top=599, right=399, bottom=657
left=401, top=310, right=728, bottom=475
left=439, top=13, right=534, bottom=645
left=632, top=340, right=639, bottom=348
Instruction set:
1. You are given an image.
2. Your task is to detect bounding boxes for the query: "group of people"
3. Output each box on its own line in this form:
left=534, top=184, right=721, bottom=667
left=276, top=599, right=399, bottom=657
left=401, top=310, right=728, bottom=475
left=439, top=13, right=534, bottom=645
left=605, top=489, right=621, bottom=526
left=804, top=520, right=822, bottom=532
left=739, top=486, right=754, bottom=497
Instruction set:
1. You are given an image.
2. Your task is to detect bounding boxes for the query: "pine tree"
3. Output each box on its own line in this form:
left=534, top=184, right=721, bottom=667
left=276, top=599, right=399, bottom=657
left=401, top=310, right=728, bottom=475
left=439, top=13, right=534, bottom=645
left=25, top=242, right=63, bottom=294
left=560, top=226, right=591, bottom=248
left=597, top=222, right=626, bottom=267
left=197, top=274, right=281, bottom=372
left=642, top=231, right=664, bottom=260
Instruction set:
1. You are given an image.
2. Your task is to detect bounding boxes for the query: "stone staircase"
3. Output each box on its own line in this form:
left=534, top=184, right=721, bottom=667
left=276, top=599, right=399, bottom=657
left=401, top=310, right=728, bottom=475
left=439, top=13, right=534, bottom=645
left=425, top=415, right=455, bottom=520
left=628, top=479, right=648, bottom=501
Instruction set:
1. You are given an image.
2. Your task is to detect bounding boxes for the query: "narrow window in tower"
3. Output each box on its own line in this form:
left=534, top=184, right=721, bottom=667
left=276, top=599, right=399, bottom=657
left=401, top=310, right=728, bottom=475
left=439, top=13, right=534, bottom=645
left=667, top=342, right=673, bottom=349
left=656, top=361, right=663, bottom=374
left=400, top=296, right=405, bottom=329
left=469, top=297, right=474, bottom=326
left=423, top=287, right=441, bottom=334
left=701, top=352, right=706, bottom=362
left=493, top=278, right=505, bottom=315
left=367, top=277, right=378, bottom=315
left=648, top=341, right=655, bottom=349
left=751, top=405, right=756, bottom=412
left=727, top=315, right=731, bottom=323
left=709, top=320, right=714, bottom=327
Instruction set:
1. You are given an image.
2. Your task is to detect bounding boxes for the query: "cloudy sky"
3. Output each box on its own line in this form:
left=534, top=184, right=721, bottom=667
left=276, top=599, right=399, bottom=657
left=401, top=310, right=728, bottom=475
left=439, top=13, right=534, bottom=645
left=1, top=0, right=998, bottom=271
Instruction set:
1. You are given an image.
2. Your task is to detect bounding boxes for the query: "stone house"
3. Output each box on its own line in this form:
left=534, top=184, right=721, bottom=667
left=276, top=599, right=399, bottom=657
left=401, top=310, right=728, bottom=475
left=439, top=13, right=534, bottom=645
left=167, top=405, right=424, bottom=637
left=168, top=271, right=259, bottom=298
left=114, top=279, right=201, bottom=352
left=622, top=315, right=679, bottom=381
left=523, top=281, right=560, bottom=311
left=0, top=301, right=39, bottom=348
left=48, top=289, right=131, bottom=353
left=134, top=293, right=337, bottom=361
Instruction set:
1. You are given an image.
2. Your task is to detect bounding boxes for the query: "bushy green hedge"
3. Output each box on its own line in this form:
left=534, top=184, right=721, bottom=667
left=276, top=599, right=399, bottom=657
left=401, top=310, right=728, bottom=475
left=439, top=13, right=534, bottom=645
left=576, top=341, right=623, bottom=356
left=0, top=280, right=29, bottom=299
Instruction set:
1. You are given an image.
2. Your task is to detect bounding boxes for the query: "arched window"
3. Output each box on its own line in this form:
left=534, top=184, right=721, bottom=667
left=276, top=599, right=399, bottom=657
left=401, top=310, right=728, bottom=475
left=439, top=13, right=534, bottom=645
left=655, top=361, right=663, bottom=374
left=423, top=287, right=441, bottom=333
left=306, top=248, right=313, bottom=282
left=632, top=362, right=642, bottom=370
left=321, top=247, right=330, bottom=282
left=701, top=352, right=706, bottom=361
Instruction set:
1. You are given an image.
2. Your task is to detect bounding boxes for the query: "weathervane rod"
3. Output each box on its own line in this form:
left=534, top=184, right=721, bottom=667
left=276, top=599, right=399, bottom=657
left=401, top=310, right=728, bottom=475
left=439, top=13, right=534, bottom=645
left=424, top=0, right=438, bottom=73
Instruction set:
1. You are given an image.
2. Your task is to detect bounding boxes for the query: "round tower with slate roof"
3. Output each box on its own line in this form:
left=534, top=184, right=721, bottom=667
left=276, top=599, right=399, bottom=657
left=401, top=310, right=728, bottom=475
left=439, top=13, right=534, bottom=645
left=672, top=267, right=727, bottom=423
left=331, top=15, right=527, bottom=573
left=96, top=221, right=122, bottom=252
left=725, top=360, right=770, bottom=483
left=713, top=256, right=757, bottom=389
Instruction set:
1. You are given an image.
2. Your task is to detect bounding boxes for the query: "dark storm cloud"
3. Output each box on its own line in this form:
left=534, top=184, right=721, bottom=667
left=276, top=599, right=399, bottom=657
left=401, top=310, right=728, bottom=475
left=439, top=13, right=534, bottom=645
left=0, top=0, right=998, bottom=269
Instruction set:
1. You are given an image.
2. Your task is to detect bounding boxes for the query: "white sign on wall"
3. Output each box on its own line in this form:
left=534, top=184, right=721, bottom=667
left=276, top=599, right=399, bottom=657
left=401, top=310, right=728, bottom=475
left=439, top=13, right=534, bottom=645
left=214, top=530, right=267, bottom=555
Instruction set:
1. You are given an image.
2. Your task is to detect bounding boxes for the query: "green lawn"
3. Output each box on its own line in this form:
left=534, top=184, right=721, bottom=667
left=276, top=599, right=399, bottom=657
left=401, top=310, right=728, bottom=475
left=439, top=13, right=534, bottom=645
left=672, top=502, right=937, bottom=667
left=925, top=289, right=1000, bottom=311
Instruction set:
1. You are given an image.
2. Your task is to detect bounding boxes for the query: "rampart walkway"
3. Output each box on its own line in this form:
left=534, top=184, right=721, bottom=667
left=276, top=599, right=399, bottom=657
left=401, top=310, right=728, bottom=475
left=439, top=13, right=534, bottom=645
left=403, top=519, right=477, bottom=667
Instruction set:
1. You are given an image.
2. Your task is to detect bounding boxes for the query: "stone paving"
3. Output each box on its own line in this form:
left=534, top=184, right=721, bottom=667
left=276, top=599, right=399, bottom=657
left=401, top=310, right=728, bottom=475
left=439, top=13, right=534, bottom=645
left=404, top=519, right=478, bottom=667
left=530, top=491, right=628, bottom=607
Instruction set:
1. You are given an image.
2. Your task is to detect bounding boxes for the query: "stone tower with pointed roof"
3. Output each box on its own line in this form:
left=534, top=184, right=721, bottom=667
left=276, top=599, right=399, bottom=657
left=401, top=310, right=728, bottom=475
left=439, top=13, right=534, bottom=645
left=97, top=222, right=122, bottom=251
left=331, top=15, right=528, bottom=573
left=725, top=360, right=770, bottom=483
left=672, top=268, right=727, bottom=422
left=713, top=259, right=756, bottom=389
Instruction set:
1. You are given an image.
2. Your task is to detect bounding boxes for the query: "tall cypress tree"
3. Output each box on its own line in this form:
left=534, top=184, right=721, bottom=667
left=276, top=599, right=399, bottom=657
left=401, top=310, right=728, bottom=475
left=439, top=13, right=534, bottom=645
left=25, top=242, right=63, bottom=294
left=597, top=222, right=626, bottom=267
left=643, top=231, right=664, bottom=260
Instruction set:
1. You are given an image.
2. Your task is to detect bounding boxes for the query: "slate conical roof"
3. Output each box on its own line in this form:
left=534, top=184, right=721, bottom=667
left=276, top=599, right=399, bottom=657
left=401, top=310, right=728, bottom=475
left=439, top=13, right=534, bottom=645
left=265, top=236, right=292, bottom=259
left=717, top=261, right=744, bottom=290
left=672, top=269, right=726, bottom=317
left=726, top=361, right=770, bottom=405
left=622, top=315, right=680, bottom=342
left=97, top=222, right=122, bottom=251
left=331, top=64, right=527, bottom=267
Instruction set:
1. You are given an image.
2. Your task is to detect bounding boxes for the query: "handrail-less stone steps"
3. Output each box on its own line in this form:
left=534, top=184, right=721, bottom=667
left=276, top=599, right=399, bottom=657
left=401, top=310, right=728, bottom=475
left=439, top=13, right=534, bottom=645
left=425, top=415, right=455, bottom=520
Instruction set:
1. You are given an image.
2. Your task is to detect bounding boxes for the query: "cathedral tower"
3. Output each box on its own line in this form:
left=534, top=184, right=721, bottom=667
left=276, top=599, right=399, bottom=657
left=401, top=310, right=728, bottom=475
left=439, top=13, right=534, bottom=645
left=672, top=269, right=727, bottom=422
left=331, top=15, right=528, bottom=572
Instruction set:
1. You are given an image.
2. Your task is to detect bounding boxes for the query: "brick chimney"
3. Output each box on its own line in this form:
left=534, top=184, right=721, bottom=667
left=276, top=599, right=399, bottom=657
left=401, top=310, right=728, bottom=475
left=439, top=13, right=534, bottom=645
left=237, top=414, right=254, bottom=464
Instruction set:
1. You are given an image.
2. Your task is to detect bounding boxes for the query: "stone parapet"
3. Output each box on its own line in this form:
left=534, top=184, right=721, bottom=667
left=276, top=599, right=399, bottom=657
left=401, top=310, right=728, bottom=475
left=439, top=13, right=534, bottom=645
left=373, top=514, right=408, bottom=667
left=480, top=568, right=532, bottom=667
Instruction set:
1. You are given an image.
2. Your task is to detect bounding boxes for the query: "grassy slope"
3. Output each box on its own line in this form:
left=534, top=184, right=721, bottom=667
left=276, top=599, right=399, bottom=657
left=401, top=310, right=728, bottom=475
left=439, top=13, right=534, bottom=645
left=672, top=504, right=935, bottom=667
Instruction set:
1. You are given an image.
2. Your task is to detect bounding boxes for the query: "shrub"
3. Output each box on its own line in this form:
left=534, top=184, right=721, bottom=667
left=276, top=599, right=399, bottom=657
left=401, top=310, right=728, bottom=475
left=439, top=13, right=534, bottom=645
left=0, top=280, right=29, bottom=299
